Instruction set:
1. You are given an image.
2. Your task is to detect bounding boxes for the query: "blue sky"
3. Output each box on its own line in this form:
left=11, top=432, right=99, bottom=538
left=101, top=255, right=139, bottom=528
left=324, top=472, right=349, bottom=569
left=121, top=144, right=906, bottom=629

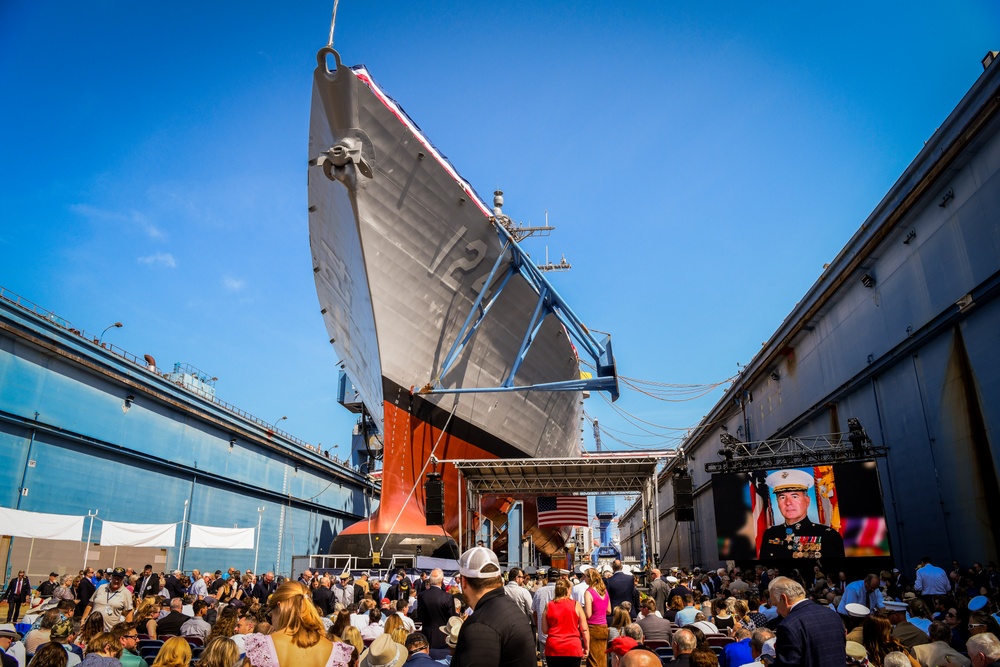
left=1, top=1, right=996, bottom=456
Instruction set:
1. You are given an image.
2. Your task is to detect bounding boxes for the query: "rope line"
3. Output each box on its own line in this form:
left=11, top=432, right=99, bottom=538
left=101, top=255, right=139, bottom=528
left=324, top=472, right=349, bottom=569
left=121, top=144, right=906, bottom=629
left=327, top=0, right=340, bottom=47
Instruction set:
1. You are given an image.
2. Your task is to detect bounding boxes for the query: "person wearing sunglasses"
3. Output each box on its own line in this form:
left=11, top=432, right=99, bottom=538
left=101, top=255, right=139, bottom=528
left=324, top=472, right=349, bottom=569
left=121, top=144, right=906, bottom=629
left=110, top=624, right=144, bottom=667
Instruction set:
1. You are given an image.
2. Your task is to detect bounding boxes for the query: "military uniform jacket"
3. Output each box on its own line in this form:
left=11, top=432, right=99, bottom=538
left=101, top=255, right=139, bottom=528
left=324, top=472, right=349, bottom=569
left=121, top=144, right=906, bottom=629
left=758, top=518, right=845, bottom=560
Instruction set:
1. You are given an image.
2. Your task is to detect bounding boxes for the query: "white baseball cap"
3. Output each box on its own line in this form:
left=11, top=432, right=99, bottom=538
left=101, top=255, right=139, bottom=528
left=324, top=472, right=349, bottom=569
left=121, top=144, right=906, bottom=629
left=457, top=546, right=501, bottom=578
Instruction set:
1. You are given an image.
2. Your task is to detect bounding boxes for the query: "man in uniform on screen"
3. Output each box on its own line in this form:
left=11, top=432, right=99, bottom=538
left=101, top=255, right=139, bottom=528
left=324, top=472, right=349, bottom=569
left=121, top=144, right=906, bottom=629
left=758, top=469, right=845, bottom=560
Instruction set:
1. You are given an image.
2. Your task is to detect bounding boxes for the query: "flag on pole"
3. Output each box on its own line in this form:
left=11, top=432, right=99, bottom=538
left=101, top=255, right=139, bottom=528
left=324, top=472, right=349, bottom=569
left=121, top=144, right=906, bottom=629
left=537, top=496, right=589, bottom=527
left=749, top=471, right=773, bottom=557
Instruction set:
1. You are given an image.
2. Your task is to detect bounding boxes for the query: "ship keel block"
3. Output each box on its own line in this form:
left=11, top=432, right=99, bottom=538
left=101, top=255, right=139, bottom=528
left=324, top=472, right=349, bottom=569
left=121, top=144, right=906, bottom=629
left=331, top=396, right=493, bottom=560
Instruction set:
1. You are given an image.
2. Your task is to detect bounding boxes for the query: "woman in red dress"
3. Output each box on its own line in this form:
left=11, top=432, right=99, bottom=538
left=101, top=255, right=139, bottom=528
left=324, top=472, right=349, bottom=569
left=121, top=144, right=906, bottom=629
left=543, top=579, right=589, bottom=667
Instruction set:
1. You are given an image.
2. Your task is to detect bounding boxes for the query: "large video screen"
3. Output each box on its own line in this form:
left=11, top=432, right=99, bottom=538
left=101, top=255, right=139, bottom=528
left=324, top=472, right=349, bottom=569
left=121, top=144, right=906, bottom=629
left=712, top=462, right=890, bottom=560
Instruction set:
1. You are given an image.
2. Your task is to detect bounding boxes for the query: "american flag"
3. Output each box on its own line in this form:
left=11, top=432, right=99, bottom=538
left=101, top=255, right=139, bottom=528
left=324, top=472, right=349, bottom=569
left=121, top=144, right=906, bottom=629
left=842, top=517, right=889, bottom=556
left=537, top=496, right=589, bottom=527
left=750, top=471, right=773, bottom=557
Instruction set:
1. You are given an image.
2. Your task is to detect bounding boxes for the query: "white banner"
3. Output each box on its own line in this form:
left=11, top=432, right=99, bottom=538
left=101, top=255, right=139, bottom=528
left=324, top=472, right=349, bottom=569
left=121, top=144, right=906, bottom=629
left=100, top=521, right=177, bottom=547
left=0, top=507, right=84, bottom=540
left=188, top=524, right=254, bottom=550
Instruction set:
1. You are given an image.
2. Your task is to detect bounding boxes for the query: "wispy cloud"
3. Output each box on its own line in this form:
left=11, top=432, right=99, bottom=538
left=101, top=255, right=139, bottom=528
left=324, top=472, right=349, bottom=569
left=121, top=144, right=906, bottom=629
left=70, top=203, right=165, bottom=240
left=137, top=252, right=177, bottom=268
left=222, top=275, right=246, bottom=292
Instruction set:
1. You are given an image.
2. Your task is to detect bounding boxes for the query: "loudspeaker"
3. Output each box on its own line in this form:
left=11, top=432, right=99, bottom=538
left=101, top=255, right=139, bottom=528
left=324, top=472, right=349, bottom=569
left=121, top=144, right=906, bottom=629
left=425, top=472, right=444, bottom=526
left=673, top=473, right=693, bottom=518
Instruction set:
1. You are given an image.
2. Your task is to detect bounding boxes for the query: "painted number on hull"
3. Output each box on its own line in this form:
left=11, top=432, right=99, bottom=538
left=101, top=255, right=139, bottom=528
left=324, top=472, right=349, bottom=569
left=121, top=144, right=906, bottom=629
left=428, top=226, right=487, bottom=292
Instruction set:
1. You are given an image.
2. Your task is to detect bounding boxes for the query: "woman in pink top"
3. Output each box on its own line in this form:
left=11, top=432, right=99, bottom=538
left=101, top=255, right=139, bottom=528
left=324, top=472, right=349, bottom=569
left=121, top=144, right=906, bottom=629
left=584, top=567, right=610, bottom=667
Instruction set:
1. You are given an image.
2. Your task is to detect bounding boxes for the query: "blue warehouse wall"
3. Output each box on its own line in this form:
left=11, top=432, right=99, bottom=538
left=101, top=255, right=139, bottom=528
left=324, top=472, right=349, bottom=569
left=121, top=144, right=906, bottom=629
left=0, top=298, right=376, bottom=577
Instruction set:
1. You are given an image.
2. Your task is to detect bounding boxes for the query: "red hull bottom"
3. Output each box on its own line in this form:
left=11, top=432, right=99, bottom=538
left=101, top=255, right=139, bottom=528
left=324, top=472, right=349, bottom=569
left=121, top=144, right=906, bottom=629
left=331, top=397, right=567, bottom=561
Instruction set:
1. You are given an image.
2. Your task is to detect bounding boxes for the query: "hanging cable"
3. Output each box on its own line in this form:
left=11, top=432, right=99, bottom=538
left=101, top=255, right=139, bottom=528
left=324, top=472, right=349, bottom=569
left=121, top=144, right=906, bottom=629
left=327, top=0, right=340, bottom=47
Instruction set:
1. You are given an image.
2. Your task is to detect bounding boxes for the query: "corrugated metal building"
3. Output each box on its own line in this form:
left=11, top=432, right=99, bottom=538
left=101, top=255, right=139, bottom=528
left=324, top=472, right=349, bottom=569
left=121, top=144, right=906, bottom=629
left=0, top=289, right=376, bottom=579
left=633, top=54, right=1000, bottom=570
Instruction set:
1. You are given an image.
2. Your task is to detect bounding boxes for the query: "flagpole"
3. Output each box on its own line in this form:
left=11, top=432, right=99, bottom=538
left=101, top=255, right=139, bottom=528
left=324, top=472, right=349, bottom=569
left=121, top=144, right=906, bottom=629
left=254, top=507, right=264, bottom=574
left=83, top=510, right=98, bottom=570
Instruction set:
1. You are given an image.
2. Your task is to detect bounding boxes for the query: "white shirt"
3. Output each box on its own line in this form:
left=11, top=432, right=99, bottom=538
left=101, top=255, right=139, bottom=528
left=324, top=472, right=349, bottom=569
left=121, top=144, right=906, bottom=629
left=571, top=581, right=589, bottom=606
left=361, top=622, right=384, bottom=641
left=397, top=612, right=416, bottom=633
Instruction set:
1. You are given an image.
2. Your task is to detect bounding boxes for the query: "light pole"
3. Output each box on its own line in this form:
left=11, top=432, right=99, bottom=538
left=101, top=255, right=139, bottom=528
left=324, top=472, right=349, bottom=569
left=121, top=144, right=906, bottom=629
left=272, top=415, right=287, bottom=430
left=254, top=507, right=265, bottom=574
left=99, top=322, right=123, bottom=345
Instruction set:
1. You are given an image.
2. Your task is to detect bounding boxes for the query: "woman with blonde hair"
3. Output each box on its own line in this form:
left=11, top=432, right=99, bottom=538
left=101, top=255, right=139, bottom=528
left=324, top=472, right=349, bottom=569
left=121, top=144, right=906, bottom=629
left=583, top=567, right=609, bottom=667
left=244, top=581, right=354, bottom=667
left=339, top=626, right=363, bottom=657
left=150, top=637, right=192, bottom=667
left=382, top=613, right=404, bottom=637
left=132, top=597, right=161, bottom=638
left=606, top=607, right=631, bottom=640
left=388, top=627, right=409, bottom=645
left=206, top=605, right=239, bottom=644
left=198, top=637, right=240, bottom=667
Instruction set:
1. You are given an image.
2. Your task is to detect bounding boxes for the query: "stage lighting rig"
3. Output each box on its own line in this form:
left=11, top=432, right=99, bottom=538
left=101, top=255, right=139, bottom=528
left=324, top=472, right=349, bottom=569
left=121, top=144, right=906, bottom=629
left=705, top=418, right=887, bottom=474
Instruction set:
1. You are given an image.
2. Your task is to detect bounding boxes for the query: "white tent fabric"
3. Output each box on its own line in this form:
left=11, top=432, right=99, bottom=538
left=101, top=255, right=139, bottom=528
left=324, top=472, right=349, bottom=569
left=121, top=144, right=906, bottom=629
left=100, top=521, right=177, bottom=547
left=188, top=524, right=254, bottom=550
left=0, top=507, right=84, bottom=540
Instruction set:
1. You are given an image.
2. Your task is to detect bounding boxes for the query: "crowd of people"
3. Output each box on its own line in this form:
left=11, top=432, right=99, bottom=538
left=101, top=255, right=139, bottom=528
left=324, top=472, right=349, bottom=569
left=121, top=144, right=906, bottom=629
left=1, top=553, right=999, bottom=667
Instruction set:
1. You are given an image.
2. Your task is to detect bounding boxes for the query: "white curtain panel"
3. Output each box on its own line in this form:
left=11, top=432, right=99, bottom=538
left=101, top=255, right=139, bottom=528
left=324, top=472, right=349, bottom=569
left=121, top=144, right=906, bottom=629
left=187, top=524, right=254, bottom=549
left=100, top=521, right=178, bottom=547
left=0, top=507, right=84, bottom=540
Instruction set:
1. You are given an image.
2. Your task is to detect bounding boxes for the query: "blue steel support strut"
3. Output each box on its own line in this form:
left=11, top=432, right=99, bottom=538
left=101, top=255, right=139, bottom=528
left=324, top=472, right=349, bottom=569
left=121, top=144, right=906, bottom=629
left=436, top=243, right=513, bottom=382
left=423, top=218, right=619, bottom=401
left=503, top=287, right=548, bottom=388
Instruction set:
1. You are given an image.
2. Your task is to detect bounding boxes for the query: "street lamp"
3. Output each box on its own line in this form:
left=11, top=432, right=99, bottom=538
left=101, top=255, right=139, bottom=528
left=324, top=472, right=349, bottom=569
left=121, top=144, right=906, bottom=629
left=272, top=415, right=287, bottom=429
left=99, top=322, right=123, bottom=345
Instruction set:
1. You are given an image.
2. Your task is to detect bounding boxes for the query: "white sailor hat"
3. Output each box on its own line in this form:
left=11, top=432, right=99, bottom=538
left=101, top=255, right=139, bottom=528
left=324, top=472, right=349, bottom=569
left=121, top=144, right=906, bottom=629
left=846, top=641, right=867, bottom=660
left=766, top=469, right=814, bottom=493
left=666, top=575, right=679, bottom=584
left=969, top=595, right=988, bottom=612
left=845, top=603, right=870, bottom=618
left=883, top=600, right=908, bottom=612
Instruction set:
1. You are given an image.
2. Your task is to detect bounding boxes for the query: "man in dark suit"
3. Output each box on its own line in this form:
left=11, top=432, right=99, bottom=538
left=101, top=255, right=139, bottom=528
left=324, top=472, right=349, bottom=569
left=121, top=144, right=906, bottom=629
left=164, top=570, right=186, bottom=600
left=606, top=560, right=639, bottom=619
left=312, top=575, right=335, bottom=616
left=75, top=568, right=96, bottom=619
left=3, top=571, right=30, bottom=622
left=0, top=625, right=21, bottom=667
left=154, top=598, right=191, bottom=636
left=135, top=564, right=161, bottom=599
left=252, top=572, right=277, bottom=601
left=670, top=628, right=697, bottom=667
left=416, top=569, right=454, bottom=653
left=769, top=576, right=845, bottom=667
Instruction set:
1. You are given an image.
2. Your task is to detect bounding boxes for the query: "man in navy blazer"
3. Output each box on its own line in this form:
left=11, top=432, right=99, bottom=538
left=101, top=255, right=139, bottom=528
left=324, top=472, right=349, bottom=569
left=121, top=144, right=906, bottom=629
left=769, top=576, right=846, bottom=667
left=606, top=560, right=639, bottom=619
left=415, top=569, right=454, bottom=653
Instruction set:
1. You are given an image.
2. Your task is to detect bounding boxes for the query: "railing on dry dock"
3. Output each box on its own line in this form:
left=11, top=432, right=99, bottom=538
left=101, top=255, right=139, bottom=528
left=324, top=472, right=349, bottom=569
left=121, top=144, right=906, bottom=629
left=0, top=285, right=357, bottom=471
